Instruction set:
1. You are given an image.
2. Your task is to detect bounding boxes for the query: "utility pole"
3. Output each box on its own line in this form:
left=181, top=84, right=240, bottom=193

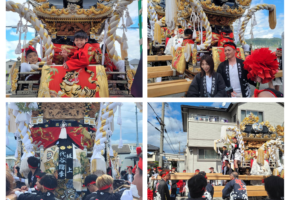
left=159, top=103, right=165, bottom=167
left=178, top=141, right=181, bottom=155
left=136, top=105, right=139, bottom=147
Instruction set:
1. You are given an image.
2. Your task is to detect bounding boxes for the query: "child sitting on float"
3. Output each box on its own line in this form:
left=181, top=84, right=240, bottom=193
left=61, top=30, right=95, bottom=71
left=21, top=46, right=53, bottom=73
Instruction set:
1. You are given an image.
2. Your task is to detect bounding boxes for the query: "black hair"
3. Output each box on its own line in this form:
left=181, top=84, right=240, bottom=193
left=39, top=175, right=57, bottom=190
left=35, top=171, right=46, bottom=179
left=84, top=174, right=98, bottom=186
left=74, top=30, right=88, bottom=40
left=159, top=170, right=168, bottom=177
left=184, top=29, right=193, bottom=36
left=198, top=171, right=207, bottom=178
left=27, top=156, right=39, bottom=168
left=200, top=54, right=215, bottom=78
left=223, top=42, right=237, bottom=49
left=264, top=176, right=284, bottom=200
left=26, top=50, right=37, bottom=58
left=15, top=166, right=23, bottom=178
left=188, top=175, right=207, bottom=198
left=121, top=170, right=126, bottom=176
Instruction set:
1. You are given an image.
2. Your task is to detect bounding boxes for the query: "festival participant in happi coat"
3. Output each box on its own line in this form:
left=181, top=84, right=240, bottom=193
left=16, top=175, right=58, bottom=200
left=83, top=174, right=98, bottom=200
left=187, top=174, right=208, bottom=200
left=153, top=170, right=171, bottom=200
left=171, top=167, right=178, bottom=200
left=222, top=172, right=248, bottom=200
left=209, top=167, right=216, bottom=185
left=85, top=174, right=122, bottom=200
left=231, top=137, right=241, bottom=173
left=219, top=146, right=229, bottom=173
left=21, top=157, right=41, bottom=191
left=181, top=29, right=195, bottom=46
left=270, top=47, right=283, bottom=91
left=124, top=166, right=134, bottom=184
left=217, top=42, right=257, bottom=97
left=186, top=55, right=226, bottom=97
left=264, top=176, right=284, bottom=200
left=199, top=171, right=214, bottom=200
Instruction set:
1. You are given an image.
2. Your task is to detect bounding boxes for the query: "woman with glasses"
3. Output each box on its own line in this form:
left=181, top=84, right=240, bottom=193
left=186, top=54, right=226, bottom=97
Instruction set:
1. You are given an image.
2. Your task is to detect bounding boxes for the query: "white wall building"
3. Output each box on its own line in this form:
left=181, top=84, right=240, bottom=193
left=6, top=60, right=16, bottom=94
left=181, top=103, right=284, bottom=173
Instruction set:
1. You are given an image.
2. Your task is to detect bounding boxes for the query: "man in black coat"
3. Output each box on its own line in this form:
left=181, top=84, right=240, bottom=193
left=153, top=170, right=171, bottom=200
left=222, top=172, right=248, bottom=200
left=21, top=156, right=41, bottom=191
left=217, top=42, right=258, bottom=97
left=16, top=175, right=57, bottom=200
left=124, top=166, right=134, bottom=184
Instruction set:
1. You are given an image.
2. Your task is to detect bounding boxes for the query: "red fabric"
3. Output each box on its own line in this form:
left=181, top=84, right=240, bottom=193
left=48, top=65, right=100, bottom=97
left=161, top=171, right=169, bottom=177
left=148, top=188, right=153, bottom=200
left=183, top=170, right=186, bottom=172
left=251, top=159, right=254, bottom=168
left=138, top=157, right=143, bottom=170
left=166, top=37, right=170, bottom=46
left=235, top=144, right=237, bottom=148
left=127, top=166, right=133, bottom=169
left=132, top=165, right=137, bottom=174
left=244, top=48, right=279, bottom=84
left=218, top=38, right=233, bottom=47
left=277, top=48, right=282, bottom=51
left=224, top=44, right=236, bottom=50
left=30, top=127, right=61, bottom=149
left=136, top=147, right=142, bottom=156
left=28, top=164, right=37, bottom=169
left=22, top=46, right=38, bottom=58
left=182, top=39, right=194, bottom=46
left=99, top=184, right=112, bottom=191
left=43, top=186, right=56, bottom=191
left=254, top=88, right=277, bottom=97
left=66, top=43, right=93, bottom=71
left=83, top=181, right=96, bottom=187
left=66, top=127, right=91, bottom=149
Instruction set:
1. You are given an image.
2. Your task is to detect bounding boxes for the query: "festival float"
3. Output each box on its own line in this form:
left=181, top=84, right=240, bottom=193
left=7, top=0, right=141, bottom=97
left=7, top=102, right=142, bottom=199
left=214, top=112, right=284, bottom=177
left=147, top=0, right=282, bottom=97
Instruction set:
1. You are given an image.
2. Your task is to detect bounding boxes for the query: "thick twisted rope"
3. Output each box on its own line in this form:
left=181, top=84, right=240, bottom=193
left=24, top=35, right=41, bottom=48
left=105, top=0, right=133, bottom=64
left=6, top=1, right=54, bottom=66
left=148, top=0, right=158, bottom=39
left=239, top=4, right=276, bottom=45
left=188, top=0, right=212, bottom=50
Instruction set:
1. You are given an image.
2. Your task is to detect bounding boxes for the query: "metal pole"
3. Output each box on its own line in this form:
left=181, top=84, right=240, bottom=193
left=179, top=141, right=181, bottom=155
left=282, top=32, right=285, bottom=98
left=138, top=0, right=143, bottom=55
left=136, top=105, right=139, bottom=147
left=159, top=103, right=165, bottom=167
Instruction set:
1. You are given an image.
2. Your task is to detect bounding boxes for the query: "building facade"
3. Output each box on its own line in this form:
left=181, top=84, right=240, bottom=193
left=6, top=60, right=16, bottom=94
left=181, top=103, right=284, bottom=173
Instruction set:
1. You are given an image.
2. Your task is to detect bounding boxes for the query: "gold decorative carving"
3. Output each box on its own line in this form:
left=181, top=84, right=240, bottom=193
left=41, top=103, right=87, bottom=119
left=237, top=0, right=252, bottom=6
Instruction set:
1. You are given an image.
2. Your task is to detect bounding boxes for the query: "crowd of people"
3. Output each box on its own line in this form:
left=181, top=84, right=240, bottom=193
left=6, top=147, right=143, bottom=200
left=148, top=168, right=284, bottom=200
left=149, top=27, right=283, bottom=98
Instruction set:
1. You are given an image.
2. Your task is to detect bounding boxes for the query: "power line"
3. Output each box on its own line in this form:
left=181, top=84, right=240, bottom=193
left=148, top=103, right=162, bottom=122
left=147, top=120, right=161, bottom=132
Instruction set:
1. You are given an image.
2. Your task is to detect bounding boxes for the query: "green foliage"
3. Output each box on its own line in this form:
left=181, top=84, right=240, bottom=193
left=15, top=103, right=38, bottom=113
left=237, top=38, right=282, bottom=48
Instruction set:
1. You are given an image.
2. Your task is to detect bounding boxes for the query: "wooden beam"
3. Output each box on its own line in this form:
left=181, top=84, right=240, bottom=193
left=148, top=55, right=172, bottom=62
left=148, top=80, right=192, bottom=97
left=152, top=173, right=269, bottom=180
left=148, top=66, right=171, bottom=72
left=213, top=186, right=267, bottom=197
left=275, top=70, right=283, bottom=78
left=148, top=70, right=173, bottom=79
left=148, top=79, right=186, bottom=86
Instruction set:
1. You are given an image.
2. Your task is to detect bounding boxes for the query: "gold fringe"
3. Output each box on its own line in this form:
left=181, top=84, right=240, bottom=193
left=273, top=168, right=279, bottom=176
left=95, top=65, right=109, bottom=97
left=257, top=147, right=265, bottom=166
left=269, top=6, right=277, bottom=29
left=120, top=43, right=128, bottom=60
left=91, top=159, right=97, bottom=173
left=154, top=22, right=162, bottom=44
left=280, top=169, right=284, bottom=178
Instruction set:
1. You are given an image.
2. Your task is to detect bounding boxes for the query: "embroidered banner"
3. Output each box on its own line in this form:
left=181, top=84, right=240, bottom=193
left=30, top=127, right=61, bottom=148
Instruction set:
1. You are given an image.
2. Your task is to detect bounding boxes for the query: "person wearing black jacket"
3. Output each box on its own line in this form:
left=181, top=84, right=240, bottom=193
left=21, top=156, right=41, bottom=191
left=187, top=174, right=208, bottom=200
left=16, top=175, right=57, bottom=200
left=219, top=146, right=229, bottom=173
left=264, top=176, right=284, bottom=200
left=124, top=166, right=134, bottom=183
left=153, top=170, right=171, bottom=200
left=171, top=168, right=178, bottom=200
left=217, top=42, right=258, bottom=97
left=186, top=54, right=226, bottom=97
left=83, top=174, right=98, bottom=200
left=222, top=172, right=248, bottom=200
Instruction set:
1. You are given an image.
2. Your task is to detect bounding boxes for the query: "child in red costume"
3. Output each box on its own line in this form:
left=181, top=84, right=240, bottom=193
left=61, top=30, right=94, bottom=71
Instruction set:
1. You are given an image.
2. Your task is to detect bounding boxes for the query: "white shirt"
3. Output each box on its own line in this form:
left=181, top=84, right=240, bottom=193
left=206, top=75, right=212, bottom=93
left=128, top=174, right=133, bottom=183
left=164, top=36, right=183, bottom=55
left=229, top=63, right=242, bottom=97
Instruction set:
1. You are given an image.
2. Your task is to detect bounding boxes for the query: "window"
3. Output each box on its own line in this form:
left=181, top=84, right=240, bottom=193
left=241, top=110, right=263, bottom=122
left=233, top=114, right=236, bottom=123
left=9, top=65, right=12, bottom=68
left=198, top=149, right=220, bottom=160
